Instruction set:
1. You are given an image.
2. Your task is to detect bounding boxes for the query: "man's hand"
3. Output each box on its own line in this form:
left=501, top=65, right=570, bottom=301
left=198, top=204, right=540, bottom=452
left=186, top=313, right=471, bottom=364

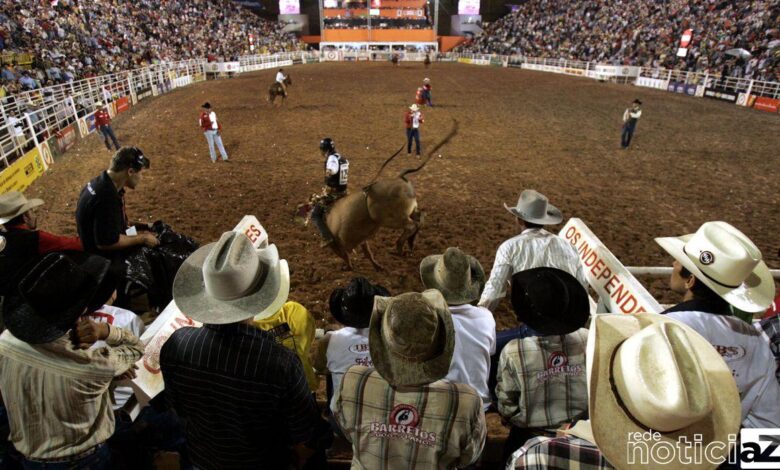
left=141, top=232, right=160, bottom=248
left=74, top=319, right=110, bottom=349
left=116, top=364, right=139, bottom=381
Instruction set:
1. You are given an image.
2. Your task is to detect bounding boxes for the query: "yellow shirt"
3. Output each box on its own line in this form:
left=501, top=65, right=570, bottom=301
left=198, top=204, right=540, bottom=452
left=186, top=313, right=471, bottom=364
left=253, top=301, right=319, bottom=391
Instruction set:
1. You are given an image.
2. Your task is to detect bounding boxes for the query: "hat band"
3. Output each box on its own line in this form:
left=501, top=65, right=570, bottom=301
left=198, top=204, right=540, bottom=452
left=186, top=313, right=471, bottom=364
left=682, top=247, right=741, bottom=289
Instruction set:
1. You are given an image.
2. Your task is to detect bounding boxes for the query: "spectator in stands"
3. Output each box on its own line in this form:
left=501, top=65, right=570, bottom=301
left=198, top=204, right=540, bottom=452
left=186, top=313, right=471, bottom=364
left=497, top=268, right=589, bottom=461
left=0, top=253, right=144, bottom=469
left=620, top=99, right=642, bottom=149
left=18, top=70, right=36, bottom=90
left=94, top=101, right=120, bottom=151
left=336, top=290, right=487, bottom=469
left=404, top=103, right=423, bottom=157
left=1, top=64, right=15, bottom=82
left=0, top=191, right=82, bottom=296
left=161, top=232, right=331, bottom=469
left=419, top=247, right=495, bottom=408
left=311, top=277, right=390, bottom=413
left=6, top=114, right=27, bottom=153
left=657, top=221, right=780, bottom=428
left=198, top=102, right=229, bottom=163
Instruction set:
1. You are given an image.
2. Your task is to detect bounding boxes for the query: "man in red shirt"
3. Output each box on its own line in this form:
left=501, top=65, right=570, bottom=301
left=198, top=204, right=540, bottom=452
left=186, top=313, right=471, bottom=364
left=199, top=102, right=229, bottom=163
left=404, top=104, right=424, bottom=157
left=0, top=191, right=82, bottom=297
left=94, top=101, right=120, bottom=151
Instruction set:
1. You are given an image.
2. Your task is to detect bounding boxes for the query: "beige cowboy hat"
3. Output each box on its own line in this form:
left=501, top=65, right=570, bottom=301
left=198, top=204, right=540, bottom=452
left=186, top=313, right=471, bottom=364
left=369, top=290, right=455, bottom=387
left=504, top=189, right=562, bottom=225
left=588, top=313, right=741, bottom=470
left=423, top=77, right=431, bottom=83
left=656, top=221, right=775, bottom=313
left=0, top=191, right=43, bottom=225
left=419, top=247, right=485, bottom=305
left=409, top=104, right=420, bottom=111
left=173, top=231, right=290, bottom=324
left=94, top=101, right=103, bottom=107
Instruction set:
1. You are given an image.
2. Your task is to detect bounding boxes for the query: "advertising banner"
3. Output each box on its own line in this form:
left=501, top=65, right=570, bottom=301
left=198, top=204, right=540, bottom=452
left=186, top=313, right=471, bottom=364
left=115, top=96, right=131, bottom=113
left=56, top=124, right=77, bottom=155
left=559, top=218, right=662, bottom=314
left=0, top=147, right=47, bottom=194
left=86, top=113, right=97, bottom=133
left=703, top=87, right=738, bottom=103
left=753, top=96, right=780, bottom=113
left=136, top=86, right=153, bottom=101
left=204, top=62, right=241, bottom=73
left=39, top=141, right=54, bottom=171
left=636, top=76, right=667, bottom=89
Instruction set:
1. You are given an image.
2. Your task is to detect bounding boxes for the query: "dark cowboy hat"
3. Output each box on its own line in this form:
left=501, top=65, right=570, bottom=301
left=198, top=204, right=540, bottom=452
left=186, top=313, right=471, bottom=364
left=511, top=267, right=589, bottom=335
left=3, top=253, right=116, bottom=344
left=329, top=277, right=390, bottom=329
left=201, top=102, right=211, bottom=109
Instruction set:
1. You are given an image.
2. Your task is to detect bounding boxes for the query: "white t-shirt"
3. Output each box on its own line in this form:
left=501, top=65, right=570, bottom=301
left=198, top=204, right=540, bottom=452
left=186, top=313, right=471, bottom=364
left=412, top=111, right=422, bottom=129
left=666, top=310, right=780, bottom=428
left=276, top=71, right=285, bottom=83
left=86, top=305, right=145, bottom=410
left=326, top=327, right=372, bottom=413
left=446, top=304, right=496, bottom=408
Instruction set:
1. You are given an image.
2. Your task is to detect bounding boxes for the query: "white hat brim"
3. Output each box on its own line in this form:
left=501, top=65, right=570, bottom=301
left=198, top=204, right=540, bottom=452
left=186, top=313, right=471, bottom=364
left=656, top=235, right=775, bottom=313
left=0, top=198, right=44, bottom=225
left=503, top=202, right=563, bottom=225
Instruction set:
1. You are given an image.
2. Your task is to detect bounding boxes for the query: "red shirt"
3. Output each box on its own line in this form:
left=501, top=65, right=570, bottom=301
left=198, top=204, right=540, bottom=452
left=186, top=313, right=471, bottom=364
left=95, top=108, right=111, bottom=127
left=404, top=111, right=424, bottom=129
left=6, top=223, right=83, bottom=253
left=199, top=111, right=211, bottom=132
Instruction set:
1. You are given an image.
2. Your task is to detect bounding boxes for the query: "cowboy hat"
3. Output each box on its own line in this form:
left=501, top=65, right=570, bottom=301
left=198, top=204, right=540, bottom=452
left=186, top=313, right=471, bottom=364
left=3, top=253, right=116, bottom=344
left=588, top=313, right=741, bottom=470
left=201, top=102, right=211, bottom=109
left=656, top=221, right=774, bottom=313
left=419, top=247, right=485, bottom=305
left=173, top=231, right=290, bottom=324
left=329, top=277, right=390, bottom=329
left=423, top=78, right=430, bottom=83
left=504, top=189, right=562, bottom=225
left=94, top=101, right=103, bottom=107
left=511, top=267, right=589, bottom=335
left=409, top=104, right=420, bottom=111
left=0, top=191, right=43, bottom=225
left=369, top=290, right=455, bottom=387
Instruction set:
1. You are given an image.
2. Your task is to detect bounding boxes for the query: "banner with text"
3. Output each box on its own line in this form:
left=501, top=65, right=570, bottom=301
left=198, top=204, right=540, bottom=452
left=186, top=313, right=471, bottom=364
left=0, top=147, right=47, bottom=194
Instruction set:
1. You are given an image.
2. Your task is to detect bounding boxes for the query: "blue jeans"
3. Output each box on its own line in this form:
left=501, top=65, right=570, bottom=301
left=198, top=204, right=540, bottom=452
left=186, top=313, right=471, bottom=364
left=621, top=123, right=636, bottom=148
left=99, top=126, right=119, bottom=150
left=204, top=130, right=228, bottom=162
left=488, top=325, right=541, bottom=402
left=406, top=128, right=421, bottom=155
left=19, top=444, right=110, bottom=470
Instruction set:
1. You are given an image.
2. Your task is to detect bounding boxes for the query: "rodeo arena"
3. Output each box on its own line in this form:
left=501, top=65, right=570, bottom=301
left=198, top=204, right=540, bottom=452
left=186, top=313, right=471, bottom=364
left=1, top=0, right=780, bottom=469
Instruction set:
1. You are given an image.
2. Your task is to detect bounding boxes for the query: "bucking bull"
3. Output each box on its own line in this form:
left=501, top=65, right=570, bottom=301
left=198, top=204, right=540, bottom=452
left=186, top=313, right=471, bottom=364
left=314, top=122, right=458, bottom=270
left=268, top=75, right=292, bottom=105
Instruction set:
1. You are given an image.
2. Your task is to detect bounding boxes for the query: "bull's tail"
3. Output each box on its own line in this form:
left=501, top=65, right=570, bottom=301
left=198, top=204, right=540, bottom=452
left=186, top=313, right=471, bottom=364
left=398, top=119, right=459, bottom=181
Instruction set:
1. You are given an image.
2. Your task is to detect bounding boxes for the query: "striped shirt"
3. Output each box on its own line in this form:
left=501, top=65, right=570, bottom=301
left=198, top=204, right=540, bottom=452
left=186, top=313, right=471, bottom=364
left=335, top=366, right=486, bottom=469
left=479, top=228, right=588, bottom=312
left=160, top=323, right=329, bottom=470
left=0, top=327, right=144, bottom=460
left=496, top=329, right=588, bottom=429
left=509, top=435, right=614, bottom=469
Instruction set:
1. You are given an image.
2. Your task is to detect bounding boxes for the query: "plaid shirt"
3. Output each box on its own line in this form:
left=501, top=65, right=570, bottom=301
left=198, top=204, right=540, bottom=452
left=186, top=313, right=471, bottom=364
left=758, top=315, right=780, bottom=384
left=509, top=435, right=614, bottom=469
left=335, top=366, right=486, bottom=469
left=496, top=329, right=588, bottom=429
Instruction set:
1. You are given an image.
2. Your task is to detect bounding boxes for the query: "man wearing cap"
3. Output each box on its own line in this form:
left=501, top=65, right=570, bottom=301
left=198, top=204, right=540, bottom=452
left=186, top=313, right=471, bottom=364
left=420, top=247, right=495, bottom=408
left=656, top=221, right=780, bottom=428
left=94, top=101, right=120, bottom=151
left=620, top=99, right=642, bottom=149
left=509, top=312, right=741, bottom=469
left=497, top=268, right=589, bottom=461
left=311, top=277, right=390, bottom=414
left=405, top=103, right=424, bottom=156
left=335, top=290, right=487, bottom=468
left=310, top=137, right=348, bottom=247
left=422, top=78, right=433, bottom=107
left=0, top=191, right=82, bottom=296
left=160, top=232, right=331, bottom=469
left=0, top=253, right=145, bottom=468
left=198, top=102, right=229, bottom=163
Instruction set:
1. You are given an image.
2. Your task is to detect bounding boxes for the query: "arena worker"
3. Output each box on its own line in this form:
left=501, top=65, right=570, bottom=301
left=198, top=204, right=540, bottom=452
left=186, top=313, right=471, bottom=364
left=404, top=103, right=424, bottom=157
left=620, top=99, right=642, bottom=149
left=161, top=232, right=332, bottom=469
left=422, top=77, right=433, bottom=106
left=335, top=290, right=487, bottom=469
left=497, top=268, right=589, bottom=463
left=656, top=221, right=780, bottom=428
left=419, top=247, right=495, bottom=409
left=198, top=102, right=229, bottom=163
left=94, top=101, right=120, bottom=151
left=310, top=137, right=349, bottom=247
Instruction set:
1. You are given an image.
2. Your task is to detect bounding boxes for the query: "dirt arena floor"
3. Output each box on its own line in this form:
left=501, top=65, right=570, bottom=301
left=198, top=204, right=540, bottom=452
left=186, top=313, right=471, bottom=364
left=28, top=62, right=780, bottom=330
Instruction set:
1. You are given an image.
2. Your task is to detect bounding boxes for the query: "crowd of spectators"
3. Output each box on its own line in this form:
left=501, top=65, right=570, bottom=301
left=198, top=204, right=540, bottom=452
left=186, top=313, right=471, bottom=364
left=459, top=0, right=780, bottom=82
left=1, top=166, right=779, bottom=468
left=0, top=0, right=302, bottom=95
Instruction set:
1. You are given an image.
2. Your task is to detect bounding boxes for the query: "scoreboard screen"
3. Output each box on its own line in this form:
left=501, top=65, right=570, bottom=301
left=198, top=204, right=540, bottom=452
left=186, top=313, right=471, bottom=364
left=458, top=0, right=479, bottom=15
left=280, top=0, right=300, bottom=14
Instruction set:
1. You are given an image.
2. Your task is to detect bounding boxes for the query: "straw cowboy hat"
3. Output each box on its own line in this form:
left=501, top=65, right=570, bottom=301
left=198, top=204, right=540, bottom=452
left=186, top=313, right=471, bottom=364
left=656, top=221, right=775, bottom=313
left=369, top=290, right=455, bottom=387
left=173, top=231, right=290, bottom=324
left=504, top=189, right=562, bottom=225
left=409, top=104, right=420, bottom=111
left=419, top=247, right=485, bottom=305
left=0, top=191, right=43, bottom=225
left=4, top=253, right=116, bottom=344
left=511, top=267, right=589, bottom=335
left=588, top=313, right=741, bottom=470
left=329, top=277, right=390, bottom=329
left=94, top=101, right=103, bottom=108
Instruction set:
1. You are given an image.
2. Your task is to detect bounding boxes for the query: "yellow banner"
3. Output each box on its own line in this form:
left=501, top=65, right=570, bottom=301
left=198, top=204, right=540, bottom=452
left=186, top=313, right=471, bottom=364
left=0, top=147, right=47, bottom=194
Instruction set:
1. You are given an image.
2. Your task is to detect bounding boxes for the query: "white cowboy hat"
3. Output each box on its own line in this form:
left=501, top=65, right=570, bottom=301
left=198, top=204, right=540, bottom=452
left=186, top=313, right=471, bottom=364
left=419, top=247, right=485, bottom=305
left=588, top=313, right=741, bottom=470
left=423, top=77, right=430, bottom=82
left=369, top=290, right=455, bottom=387
left=0, top=191, right=43, bottom=225
left=94, top=101, right=103, bottom=107
left=173, top=232, right=290, bottom=324
left=656, top=221, right=774, bottom=313
left=504, top=189, right=562, bottom=225
left=409, top=104, right=420, bottom=111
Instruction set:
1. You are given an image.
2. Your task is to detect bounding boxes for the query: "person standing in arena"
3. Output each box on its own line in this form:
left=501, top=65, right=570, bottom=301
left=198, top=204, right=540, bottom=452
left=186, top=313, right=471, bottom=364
left=276, top=68, right=288, bottom=97
left=94, top=102, right=120, bottom=151
left=199, top=102, right=229, bottom=163
left=404, top=104, right=424, bottom=157
left=620, top=99, right=642, bottom=149
left=422, top=78, right=433, bottom=106
left=311, top=138, right=349, bottom=247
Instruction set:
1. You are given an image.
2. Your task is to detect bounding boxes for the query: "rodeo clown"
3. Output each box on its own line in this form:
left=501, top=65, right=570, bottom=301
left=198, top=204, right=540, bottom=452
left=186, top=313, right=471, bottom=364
left=311, top=137, right=349, bottom=247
